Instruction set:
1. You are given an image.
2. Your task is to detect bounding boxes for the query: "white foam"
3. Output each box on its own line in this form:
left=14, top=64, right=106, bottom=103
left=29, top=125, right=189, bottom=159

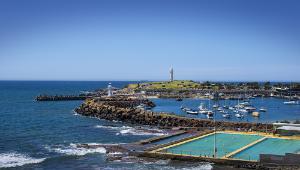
left=118, top=128, right=166, bottom=136
left=46, top=143, right=106, bottom=156
left=94, top=125, right=131, bottom=130
left=0, top=152, right=46, bottom=168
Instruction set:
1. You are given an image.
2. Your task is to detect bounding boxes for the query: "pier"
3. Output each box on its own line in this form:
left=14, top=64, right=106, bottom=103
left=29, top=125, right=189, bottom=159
left=36, top=95, right=90, bottom=101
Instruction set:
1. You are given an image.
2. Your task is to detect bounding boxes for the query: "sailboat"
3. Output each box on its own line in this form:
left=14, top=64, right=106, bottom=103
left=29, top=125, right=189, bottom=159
left=259, top=95, right=267, bottom=112
left=284, top=83, right=299, bottom=105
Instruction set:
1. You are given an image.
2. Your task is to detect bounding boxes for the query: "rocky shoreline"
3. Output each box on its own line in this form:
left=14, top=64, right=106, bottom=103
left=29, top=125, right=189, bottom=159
left=75, top=97, right=273, bottom=132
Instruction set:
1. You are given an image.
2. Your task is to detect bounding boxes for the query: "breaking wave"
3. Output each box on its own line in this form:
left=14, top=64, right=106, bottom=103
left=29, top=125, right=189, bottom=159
left=45, top=143, right=106, bottom=156
left=0, top=152, right=46, bottom=168
left=95, top=125, right=167, bottom=136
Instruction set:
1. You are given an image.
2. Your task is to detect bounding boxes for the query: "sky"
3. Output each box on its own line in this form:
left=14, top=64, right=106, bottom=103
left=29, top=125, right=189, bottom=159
left=0, top=0, right=299, bottom=81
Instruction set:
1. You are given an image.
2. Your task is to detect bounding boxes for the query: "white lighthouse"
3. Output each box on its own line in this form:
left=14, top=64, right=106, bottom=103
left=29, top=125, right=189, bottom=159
left=107, top=83, right=113, bottom=97
left=169, top=66, right=174, bottom=82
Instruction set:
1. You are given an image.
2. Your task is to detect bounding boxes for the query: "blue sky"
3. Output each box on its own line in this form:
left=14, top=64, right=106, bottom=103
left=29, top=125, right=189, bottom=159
left=0, top=0, right=299, bottom=81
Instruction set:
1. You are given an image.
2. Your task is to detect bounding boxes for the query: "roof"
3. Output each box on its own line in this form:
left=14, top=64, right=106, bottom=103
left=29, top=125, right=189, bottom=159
left=277, top=126, right=300, bottom=131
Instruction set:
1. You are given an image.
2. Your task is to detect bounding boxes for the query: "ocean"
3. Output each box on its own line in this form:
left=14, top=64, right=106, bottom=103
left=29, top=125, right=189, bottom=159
left=0, top=81, right=214, bottom=170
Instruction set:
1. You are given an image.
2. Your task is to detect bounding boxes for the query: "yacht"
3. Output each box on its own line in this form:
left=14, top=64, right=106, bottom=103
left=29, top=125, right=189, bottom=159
left=222, top=113, right=231, bottom=118
left=284, top=100, right=299, bottom=105
left=186, top=110, right=199, bottom=115
left=259, top=107, right=267, bottom=112
left=235, top=113, right=244, bottom=118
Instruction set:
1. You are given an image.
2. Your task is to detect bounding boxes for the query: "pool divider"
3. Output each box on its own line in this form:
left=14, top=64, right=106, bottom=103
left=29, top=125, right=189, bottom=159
left=222, top=137, right=267, bottom=159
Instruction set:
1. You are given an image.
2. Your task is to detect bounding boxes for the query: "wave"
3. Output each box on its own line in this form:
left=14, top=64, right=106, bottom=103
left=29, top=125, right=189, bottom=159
left=95, top=125, right=167, bottom=136
left=46, top=143, right=106, bottom=156
left=118, top=128, right=166, bottom=136
left=0, top=152, right=46, bottom=168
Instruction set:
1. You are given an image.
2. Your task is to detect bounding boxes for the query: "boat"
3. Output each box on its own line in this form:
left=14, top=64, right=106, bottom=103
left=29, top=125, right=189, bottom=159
left=222, top=113, right=231, bottom=118
left=229, top=107, right=234, bottom=110
left=284, top=101, right=299, bottom=105
left=239, top=109, right=248, bottom=113
left=245, top=106, right=256, bottom=112
left=186, top=110, right=199, bottom=115
left=176, top=98, right=183, bottom=101
left=283, top=83, right=299, bottom=105
left=212, top=104, right=219, bottom=108
left=252, top=111, right=260, bottom=117
left=181, top=107, right=191, bottom=112
left=259, top=108, right=267, bottom=112
left=235, top=113, right=244, bottom=118
left=217, top=107, right=223, bottom=111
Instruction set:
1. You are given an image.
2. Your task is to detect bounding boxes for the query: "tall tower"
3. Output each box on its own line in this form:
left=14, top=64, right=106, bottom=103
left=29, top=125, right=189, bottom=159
left=107, top=83, right=113, bottom=97
left=169, top=66, right=174, bottom=82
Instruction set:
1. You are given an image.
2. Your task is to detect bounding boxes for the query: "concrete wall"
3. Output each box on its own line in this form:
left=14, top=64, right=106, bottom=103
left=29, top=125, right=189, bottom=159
left=260, top=153, right=300, bottom=165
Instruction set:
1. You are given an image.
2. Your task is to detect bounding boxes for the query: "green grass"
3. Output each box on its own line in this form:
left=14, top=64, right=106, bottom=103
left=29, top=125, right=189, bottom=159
left=127, top=80, right=201, bottom=90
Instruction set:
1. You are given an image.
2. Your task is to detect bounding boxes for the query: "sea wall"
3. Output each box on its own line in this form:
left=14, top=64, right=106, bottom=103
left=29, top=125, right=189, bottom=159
left=36, top=95, right=89, bottom=101
left=75, top=98, right=273, bottom=132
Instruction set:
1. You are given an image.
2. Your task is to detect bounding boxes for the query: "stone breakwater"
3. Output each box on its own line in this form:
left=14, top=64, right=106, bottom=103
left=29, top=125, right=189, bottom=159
left=75, top=97, right=273, bottom=132
left=36, top=95, right=89, bottom=101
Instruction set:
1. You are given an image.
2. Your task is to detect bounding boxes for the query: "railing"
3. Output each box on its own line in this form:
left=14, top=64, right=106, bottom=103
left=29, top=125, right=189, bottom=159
left=160, top=149, right=256, bottom=161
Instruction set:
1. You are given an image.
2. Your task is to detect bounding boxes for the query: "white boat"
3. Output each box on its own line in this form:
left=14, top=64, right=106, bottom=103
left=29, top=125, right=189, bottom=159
left=229, top=107, right=234, bottom=110
left=186, top=110, right=199, bottom=115
left=217, top=107, right=223, bottom=111
left=240, top=102, right=250, bottom=106
left=235, top=113, right=244, bottom=118
left=284, top=101, right=299, bottom=105
left=239, top=109, right=248, bottom=113
left=259, top=108, right=267, bottom=112
left=245, top=106, right=256, bottom=112
left=212, top=104, right=219, bottom=108
left=222, top=113, right=231, bottom=118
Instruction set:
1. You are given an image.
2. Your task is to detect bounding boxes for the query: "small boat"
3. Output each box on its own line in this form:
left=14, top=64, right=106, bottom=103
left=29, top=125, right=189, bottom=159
left=283, top=101, right=299, bottom=105
left=181, top=107, right=191, bottom=112
left=245, top=106, right=256, bottom=112
left=212, top=104, right=219, bottom=108
left=259, top=108, right=267, bottom=112
left=186, top=110, right=199, bottom=115
left=252, top=111, right=260, bottom=117
left=223, top=105, right=229, bottom=109
left=217, top=107, right=223, bottom=111
left=229, top=107, right=234, bottom=110
left=222, top=113, right=231, bottom=118
left=235, top=113, right=243, bottom=118
left=239, top=109, right=248, bottom=113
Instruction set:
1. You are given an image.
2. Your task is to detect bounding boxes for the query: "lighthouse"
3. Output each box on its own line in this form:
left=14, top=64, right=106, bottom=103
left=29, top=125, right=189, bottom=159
left=169, top=66, right=174, bottom=82
left=107, top=83, right=113, bottom=97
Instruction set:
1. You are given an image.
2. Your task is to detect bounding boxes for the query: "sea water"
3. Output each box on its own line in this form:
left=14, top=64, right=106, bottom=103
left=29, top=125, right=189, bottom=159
left=0, top=81, right=213, bottom=169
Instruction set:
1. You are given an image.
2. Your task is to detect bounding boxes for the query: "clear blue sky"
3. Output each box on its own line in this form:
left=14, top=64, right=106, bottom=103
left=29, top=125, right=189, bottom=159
left=0, top=0, right=299, bottom=81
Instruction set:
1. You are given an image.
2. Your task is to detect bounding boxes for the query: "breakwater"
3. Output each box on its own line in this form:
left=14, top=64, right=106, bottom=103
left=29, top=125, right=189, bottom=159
left=36, top=95, right=89, bottom=101
left=75, top=97, right=273, bottom=132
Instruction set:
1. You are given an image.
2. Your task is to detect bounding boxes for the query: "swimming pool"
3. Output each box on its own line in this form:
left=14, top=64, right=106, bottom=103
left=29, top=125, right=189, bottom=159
left=232, top=138, right=300, bottom=161
left=164, top=132, right=263, bottom=158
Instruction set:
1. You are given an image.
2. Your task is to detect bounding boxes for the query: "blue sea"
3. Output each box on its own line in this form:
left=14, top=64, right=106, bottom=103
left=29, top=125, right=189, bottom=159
left=0, top=81, right=214, bottom=170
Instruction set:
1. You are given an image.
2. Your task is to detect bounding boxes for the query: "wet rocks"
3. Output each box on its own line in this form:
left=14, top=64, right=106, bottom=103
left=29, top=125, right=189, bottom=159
left=75, top=97, right=273, bottom=132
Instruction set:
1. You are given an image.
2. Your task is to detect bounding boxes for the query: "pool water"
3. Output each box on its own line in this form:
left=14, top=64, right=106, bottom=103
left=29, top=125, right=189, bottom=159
left=165, top=133, right=263, bottom=158
left=233, top=138, right=300, bottom=161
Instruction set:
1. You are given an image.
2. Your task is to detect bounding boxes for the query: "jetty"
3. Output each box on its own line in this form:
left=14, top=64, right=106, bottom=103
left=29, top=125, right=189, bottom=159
left=36, top=95, right=90, bottom=101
